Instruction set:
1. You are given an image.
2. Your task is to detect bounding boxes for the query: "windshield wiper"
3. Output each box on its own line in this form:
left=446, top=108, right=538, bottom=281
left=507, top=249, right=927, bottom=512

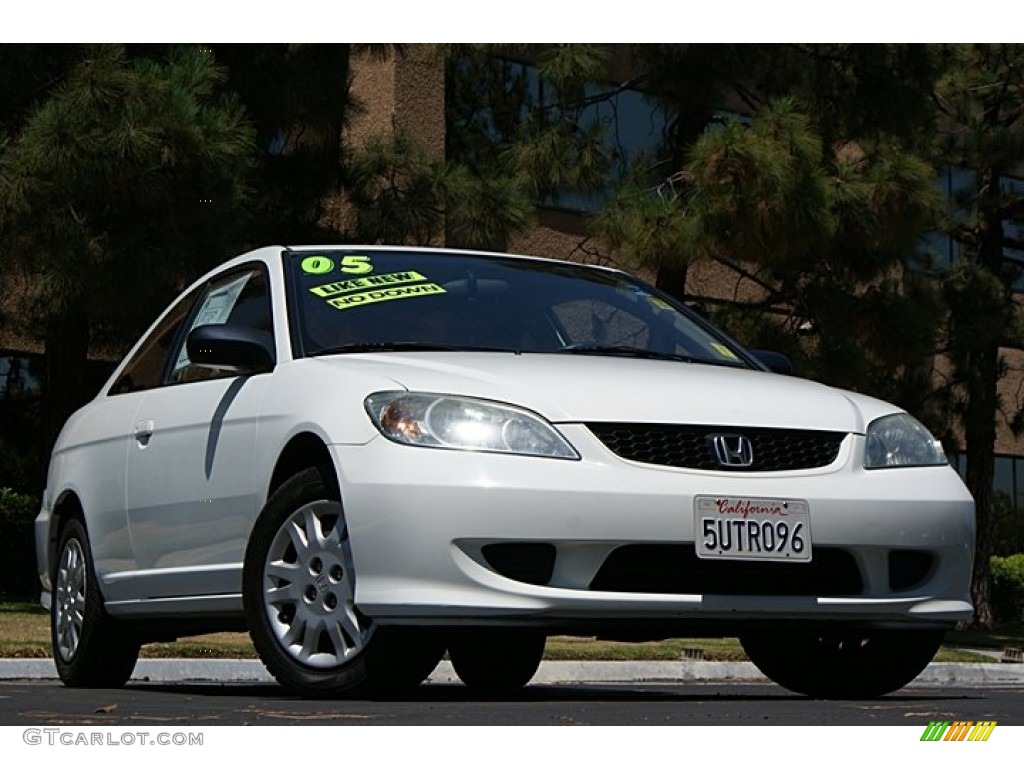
left=556, top=344, right=749, bottom=367
left=310, top=342, right=515, bottom=356
left=556, top=344, right=696, bottom=363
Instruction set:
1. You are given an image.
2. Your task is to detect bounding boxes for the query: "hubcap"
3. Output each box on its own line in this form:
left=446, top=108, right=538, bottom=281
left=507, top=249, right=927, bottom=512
left=262, top=501, right=372, bottom=668
left=54, top=538, right=86, bottom=662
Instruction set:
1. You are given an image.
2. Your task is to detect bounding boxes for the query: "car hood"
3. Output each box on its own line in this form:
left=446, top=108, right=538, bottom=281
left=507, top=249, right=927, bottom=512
left=314, top=352, right=898, bottom=433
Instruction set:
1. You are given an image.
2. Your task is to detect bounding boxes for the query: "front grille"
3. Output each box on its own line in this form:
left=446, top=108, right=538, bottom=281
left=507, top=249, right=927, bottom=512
left=590, top=544, right=863, bottom=596
left=587, top=423, right=845, bottom=471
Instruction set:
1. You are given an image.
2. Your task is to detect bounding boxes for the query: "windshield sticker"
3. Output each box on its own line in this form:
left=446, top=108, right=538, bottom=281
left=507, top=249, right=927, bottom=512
left=327, top=282, right=446, bottom=310
left=310, top=270, right=447, bottom=311
left=710, top=342, right=740, bottom=360
left=339, top=255, right=373, bottom=274
left=300, top=254, right=375, bottom=275
left=645, top=296, right=674, bottom=312
left=310, top=271, right=429, bottom=298
left=300, top=255, right=336, bottom=275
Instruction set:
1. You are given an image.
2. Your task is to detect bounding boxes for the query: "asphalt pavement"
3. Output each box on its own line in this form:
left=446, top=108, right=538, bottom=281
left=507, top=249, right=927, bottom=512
left=2, top=657, right=1023, bottom=687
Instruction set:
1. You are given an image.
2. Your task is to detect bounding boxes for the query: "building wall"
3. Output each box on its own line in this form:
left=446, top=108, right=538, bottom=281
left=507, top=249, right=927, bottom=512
left=348, top=46, right=445, bottom=156
left=998, top=348, right=1024, bottom=455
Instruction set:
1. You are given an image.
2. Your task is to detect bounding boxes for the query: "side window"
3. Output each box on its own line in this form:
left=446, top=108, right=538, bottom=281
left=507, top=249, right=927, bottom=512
left=168, top=267, right=273, bottom=385
left=108, top=286, right=203, bottom=395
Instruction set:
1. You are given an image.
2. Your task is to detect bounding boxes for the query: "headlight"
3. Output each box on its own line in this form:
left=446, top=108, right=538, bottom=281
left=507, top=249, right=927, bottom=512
left=864, top=413, right=946, bottom=469
left=364, top=392, right=579, bottom=460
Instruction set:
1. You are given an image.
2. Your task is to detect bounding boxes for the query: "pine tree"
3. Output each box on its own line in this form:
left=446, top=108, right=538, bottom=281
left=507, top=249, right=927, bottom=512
left=594, top=47, right=944, bottom=412
left=340, top=44, right=611, bottom=250
left=932, top=44, right=1024, bottom=625
left=0, top=44, right=255, bottom=453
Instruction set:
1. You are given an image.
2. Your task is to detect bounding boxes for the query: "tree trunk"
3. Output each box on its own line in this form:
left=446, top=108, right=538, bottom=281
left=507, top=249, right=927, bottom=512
left=963, top=339, right=998, bottom=627
left=42, top=308, right=91, bottom=462
left=656, top=264, right=688, bottom=302
left=962, top=167, right=1005, bottom=628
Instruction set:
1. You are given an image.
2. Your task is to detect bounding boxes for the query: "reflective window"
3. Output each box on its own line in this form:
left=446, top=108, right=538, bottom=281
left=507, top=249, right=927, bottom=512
left=109, top=287, right=201, bottom=395
left=168, top=267, right=273, bottom=385
left=287, top=249, right=750, bottom=368
left=995, top=455, right=1014, bottom=498
left=108, top=265, right=273, bottom=394
left=0, top=355, right=41, bottom=400
left=447, top=56, right=669, bottom=213
left=1016, top=458, right=1024, bottom=512
left=913, top=167, right=1024, bottom=290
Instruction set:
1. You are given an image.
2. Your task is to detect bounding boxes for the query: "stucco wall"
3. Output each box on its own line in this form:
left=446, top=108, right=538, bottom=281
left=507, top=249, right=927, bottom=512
left=348, top=45, right=445, bottom=156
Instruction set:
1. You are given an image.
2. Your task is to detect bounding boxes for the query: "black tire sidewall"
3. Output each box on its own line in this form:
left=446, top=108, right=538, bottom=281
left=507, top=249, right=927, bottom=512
left=741, top=629, right=945, bottom=699
left=52, top=518, right=139, bottom=688
left=243, top=465, right=444, bottom=697
left=247, top=466, right=448, bottom=700
left=243, top=466, right=374, bottom=695
left=449, top=630, right=546, bottom=693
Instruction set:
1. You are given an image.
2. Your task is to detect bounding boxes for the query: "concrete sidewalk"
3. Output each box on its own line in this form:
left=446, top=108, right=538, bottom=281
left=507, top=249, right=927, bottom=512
left=2, top=658, right=1023, bottom=687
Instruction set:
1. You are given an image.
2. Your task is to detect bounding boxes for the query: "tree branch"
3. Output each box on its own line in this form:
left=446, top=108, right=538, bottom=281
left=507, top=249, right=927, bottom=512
left=711, top=255, right=785, bottom=302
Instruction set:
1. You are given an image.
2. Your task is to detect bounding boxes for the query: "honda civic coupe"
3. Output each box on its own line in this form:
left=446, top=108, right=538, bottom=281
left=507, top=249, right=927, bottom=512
left=35, top=245, right=975, bottom=698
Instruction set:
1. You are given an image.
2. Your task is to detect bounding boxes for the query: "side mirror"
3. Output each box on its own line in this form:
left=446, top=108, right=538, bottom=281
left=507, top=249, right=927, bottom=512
left=750, top=349, right=793, bottom=375
left=186, top=324, right=275, bottom=374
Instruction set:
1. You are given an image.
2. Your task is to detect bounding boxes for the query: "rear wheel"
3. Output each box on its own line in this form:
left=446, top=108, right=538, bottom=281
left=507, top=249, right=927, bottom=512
left=244, top=466, right=444, bottom=697
left=52, top=518, right=140, bottom=687
left=449, top=630, right=546, bottom=694
left=741, top=628, right=945, bottom=699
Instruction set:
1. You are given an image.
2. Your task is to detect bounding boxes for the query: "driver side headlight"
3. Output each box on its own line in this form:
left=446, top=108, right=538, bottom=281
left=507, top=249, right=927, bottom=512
left=365, top=392, right=580, bottom=460
left=864, top=413, right=946, bottom=469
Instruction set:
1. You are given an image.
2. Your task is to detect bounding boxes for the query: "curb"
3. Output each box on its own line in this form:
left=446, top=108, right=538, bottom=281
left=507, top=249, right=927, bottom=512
left=2, top=659, right=1023, bottom=686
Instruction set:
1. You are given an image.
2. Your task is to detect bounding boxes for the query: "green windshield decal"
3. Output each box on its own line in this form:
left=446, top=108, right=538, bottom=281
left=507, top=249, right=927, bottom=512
left=300, top=254, right=375, bottom=275
left=310, top=271, right=429, bottom=297
left=711, top=342, right=739, bottom=360
left=327, top=282, right=446, bottom=310
left=339, top=255, right=373, bottom=274
left=309, top=269, right=446, bottom=311
left=300, top=255, right=336, bottom=275
left=645, top=296, right=673, bottom=312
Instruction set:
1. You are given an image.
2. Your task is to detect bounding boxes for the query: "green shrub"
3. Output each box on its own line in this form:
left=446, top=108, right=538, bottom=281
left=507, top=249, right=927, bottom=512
left=0, top=488, right=40, bottom=600
left=993, top=492, right=1024, bottom=556
left=991, top=553, right=1024, bottom=624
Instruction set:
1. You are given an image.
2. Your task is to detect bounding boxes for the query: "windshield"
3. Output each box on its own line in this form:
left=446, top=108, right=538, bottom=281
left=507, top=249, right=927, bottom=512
left=286, top=249, right=752, bottom=368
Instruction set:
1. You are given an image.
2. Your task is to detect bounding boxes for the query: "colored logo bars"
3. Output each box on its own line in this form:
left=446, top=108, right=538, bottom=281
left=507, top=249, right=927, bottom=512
left=920, top=721, right=997, bottom=741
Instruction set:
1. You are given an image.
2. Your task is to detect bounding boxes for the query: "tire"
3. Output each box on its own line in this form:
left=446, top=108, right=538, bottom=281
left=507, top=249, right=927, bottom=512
left=51, top=518, right=140, bottom=688
left=449, top=630, right=546, bottom=694
left=243, top=466, right=444, bottom=697
left=740, top=628, right=946, bottom=699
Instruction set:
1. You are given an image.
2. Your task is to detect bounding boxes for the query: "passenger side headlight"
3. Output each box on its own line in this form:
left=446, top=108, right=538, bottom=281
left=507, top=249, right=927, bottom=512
left=864, top=413, right=946, bottom=469
left=365, top=392, right=579, bottom=460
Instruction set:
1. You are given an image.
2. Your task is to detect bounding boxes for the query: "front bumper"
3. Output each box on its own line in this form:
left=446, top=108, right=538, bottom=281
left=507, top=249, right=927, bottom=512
left=333, top=427, right=975, bottom=629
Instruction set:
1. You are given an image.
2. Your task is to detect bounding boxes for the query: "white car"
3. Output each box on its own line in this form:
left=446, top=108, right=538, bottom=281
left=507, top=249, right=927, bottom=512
left=35, top=245, right=975, bottom=699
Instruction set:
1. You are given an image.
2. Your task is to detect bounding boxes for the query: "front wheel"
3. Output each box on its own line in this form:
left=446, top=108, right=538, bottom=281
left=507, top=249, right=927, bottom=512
left=52, top=518, right=140, bottom=687
left=244, top=466, right=444, bottom=697
left=741, top=628, right=945, bottom=699
left=449, top=630, right=546, bottom=694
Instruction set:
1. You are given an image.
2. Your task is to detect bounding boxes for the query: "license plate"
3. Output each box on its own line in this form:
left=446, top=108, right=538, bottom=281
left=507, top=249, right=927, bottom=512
left=694, top=496, right=812, bottom=562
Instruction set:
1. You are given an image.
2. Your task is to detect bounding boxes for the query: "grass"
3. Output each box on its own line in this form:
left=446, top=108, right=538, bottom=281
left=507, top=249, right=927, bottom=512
left=1, top=602, right=1016, bottom=663
left=941, top=622, right=1024, bottom=651
left=0, top=602, right=257, bottom=659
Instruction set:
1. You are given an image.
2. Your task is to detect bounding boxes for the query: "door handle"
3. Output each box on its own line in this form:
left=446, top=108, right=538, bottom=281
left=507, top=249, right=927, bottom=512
left=133, top=420, right=154, bottom=445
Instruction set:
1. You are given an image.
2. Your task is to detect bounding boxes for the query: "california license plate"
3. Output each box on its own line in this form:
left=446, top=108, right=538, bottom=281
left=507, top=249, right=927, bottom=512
left=694, top=496, right=812, bottom=562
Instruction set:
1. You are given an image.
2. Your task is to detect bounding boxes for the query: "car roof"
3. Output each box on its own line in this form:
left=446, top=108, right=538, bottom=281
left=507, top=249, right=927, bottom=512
left=280, top=244, right=620, bottom=273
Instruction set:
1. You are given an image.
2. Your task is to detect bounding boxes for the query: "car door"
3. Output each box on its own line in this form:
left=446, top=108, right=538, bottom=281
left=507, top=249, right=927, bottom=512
left=92, top=283, right=205, bottom=597
left=123, top=265, right=275, bottom=601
